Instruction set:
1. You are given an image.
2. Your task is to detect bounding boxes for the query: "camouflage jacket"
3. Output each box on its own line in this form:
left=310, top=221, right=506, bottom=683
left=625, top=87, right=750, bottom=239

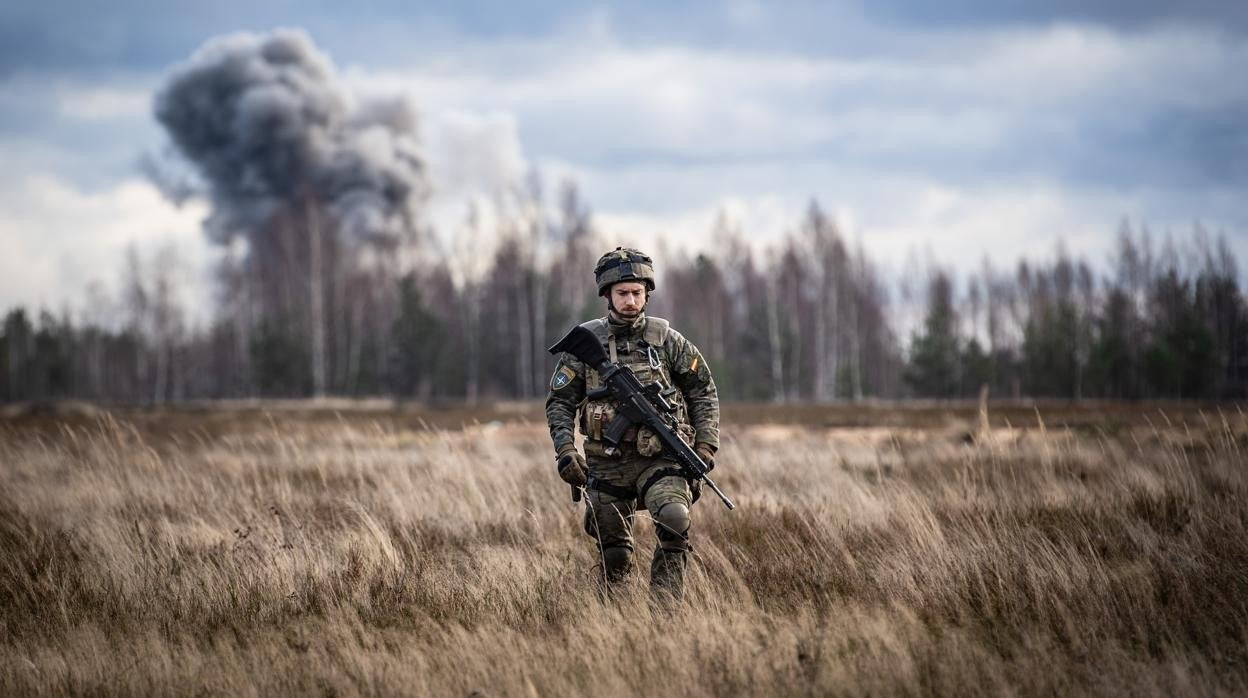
left=545, top=313, right=720, bottom=455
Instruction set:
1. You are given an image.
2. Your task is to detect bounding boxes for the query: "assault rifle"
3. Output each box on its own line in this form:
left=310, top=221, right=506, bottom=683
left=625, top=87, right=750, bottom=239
left=549, top=324, right=736, bottom=510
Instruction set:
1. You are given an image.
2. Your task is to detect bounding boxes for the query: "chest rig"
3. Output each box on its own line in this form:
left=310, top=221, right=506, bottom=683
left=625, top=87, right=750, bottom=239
left=580, top=317, right=691, bottom=456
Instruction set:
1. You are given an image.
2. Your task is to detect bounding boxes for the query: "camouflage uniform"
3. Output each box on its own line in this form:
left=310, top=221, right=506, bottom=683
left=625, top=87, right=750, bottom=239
left=545, top=311, right=719, bottom=597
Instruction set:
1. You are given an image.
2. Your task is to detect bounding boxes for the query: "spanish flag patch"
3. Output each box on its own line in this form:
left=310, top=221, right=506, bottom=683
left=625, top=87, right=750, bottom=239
left=690, top=356, right=699, bottom=372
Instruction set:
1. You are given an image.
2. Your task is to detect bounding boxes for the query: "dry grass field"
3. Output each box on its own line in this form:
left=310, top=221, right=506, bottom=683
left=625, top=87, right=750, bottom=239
left=2, top=402, right=1247, bottom=696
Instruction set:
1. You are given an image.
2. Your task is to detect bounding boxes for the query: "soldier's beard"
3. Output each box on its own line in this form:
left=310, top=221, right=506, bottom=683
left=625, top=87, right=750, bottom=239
left=608, top=298, right=644, bottom=320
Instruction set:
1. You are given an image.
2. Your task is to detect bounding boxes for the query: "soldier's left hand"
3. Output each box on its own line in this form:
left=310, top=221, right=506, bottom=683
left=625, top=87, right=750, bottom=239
left=695, top=443, right=716, bottom=472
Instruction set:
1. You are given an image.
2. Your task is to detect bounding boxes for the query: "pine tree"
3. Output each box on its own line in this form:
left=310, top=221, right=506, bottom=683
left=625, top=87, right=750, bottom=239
left=905, top=272, right=960, bottom=398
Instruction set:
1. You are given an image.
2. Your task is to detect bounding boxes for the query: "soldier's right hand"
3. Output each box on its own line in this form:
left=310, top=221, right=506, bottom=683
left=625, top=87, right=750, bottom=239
left=695, top=443, right=717, bottom=472
left=556, top=447, right=588, bottom=487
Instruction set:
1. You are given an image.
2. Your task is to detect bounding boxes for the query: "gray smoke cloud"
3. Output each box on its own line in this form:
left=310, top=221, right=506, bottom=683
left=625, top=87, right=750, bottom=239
left=153, top=28, right=426, bottom=246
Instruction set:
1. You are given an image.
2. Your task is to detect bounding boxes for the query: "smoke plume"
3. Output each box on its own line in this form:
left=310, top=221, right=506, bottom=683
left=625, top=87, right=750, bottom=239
left=154, top=28, right=426, bottom=246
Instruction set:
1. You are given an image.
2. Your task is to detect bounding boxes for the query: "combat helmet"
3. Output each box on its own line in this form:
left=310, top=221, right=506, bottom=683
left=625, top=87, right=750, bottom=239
left=594, top=247, right=656, bottom=296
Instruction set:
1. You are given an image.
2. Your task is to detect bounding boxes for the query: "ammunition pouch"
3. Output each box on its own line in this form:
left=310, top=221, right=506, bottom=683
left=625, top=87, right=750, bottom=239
left=582, top=402, right=616, bottom=442
left=583, top=401, right=647, bottom=457
left=636, top=425, right=663, bottom=457
left=635, top=419, right=695, bottom=458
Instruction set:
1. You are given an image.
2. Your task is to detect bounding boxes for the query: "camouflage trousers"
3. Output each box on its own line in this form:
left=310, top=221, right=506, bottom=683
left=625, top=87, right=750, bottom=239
left=583, top=449, right=694, bottom=599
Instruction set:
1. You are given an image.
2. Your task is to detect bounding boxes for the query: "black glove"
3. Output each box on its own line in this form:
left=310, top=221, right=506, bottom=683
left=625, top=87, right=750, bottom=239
left=556, top=447, right=587, bottom=487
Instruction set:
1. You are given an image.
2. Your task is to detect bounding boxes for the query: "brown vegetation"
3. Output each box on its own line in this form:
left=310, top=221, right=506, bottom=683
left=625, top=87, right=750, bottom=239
left=2, top=405, right=1246, bottom=696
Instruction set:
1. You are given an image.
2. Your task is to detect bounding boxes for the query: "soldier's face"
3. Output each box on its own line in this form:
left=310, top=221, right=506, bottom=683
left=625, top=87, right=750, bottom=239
left=609, top=282, right=647, bottom=317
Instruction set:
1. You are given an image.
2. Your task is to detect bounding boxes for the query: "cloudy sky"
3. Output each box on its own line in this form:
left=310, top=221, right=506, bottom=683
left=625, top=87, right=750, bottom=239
left=2, top=0, right=1245, bottom=319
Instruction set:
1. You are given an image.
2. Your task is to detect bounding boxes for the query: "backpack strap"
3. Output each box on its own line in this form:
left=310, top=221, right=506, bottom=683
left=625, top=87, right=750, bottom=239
left=643, top=316, right=670, bottom=346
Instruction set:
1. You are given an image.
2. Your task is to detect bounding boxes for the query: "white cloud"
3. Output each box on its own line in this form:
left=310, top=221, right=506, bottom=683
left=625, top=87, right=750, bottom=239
left=56, top=84, right=151, bottom=121
left=0, top=72, right=154, bottom=123
left=725, top=0, right=765, bottom=26
left=420, top=108, right=534, bottom=266
left=427, top=109, right=527, bottom=198
left=595, top=194, right=793, bottom=259
left=342, top=20, right=1247, bottom=168
left=965, top=24, right=1248, bottom=108
left=859, top=183, right=1121, bottom=273
left=0, top=174, right=213, bottom=324
left=576, top=159, right=1246, bottom=285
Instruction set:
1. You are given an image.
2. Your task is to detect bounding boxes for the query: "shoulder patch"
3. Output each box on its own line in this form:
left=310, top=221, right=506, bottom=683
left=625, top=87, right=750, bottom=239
left=550, top=364, right=576, bottom=390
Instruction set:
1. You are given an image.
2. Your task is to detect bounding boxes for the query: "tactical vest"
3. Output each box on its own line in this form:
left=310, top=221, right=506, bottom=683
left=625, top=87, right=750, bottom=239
left=579, top=316, right=694, bottom=457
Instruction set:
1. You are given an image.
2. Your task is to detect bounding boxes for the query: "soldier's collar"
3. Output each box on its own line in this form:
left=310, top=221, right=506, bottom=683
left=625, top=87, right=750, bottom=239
left=606, top=310, right=647, bottom=336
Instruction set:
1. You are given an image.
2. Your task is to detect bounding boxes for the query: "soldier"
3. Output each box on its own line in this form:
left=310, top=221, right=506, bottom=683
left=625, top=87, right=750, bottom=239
left=545, top=247, right=720, bottom=600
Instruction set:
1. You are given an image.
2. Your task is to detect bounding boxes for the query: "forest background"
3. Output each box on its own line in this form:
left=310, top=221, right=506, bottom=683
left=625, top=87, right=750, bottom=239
left=3, top=19, right=1246, bottom=407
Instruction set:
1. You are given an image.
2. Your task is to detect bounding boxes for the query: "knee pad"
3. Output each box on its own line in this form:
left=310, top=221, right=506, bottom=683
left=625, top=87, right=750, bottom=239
left=601, top=545, right=633, bottom=583
left=653, top=503, right=690, bottom=553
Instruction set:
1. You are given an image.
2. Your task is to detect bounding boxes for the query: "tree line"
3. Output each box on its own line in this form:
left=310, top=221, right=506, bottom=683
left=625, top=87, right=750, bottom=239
left=2, top=191, right=1245, bottom=404
left=905, top=223, right=1246, bottom=401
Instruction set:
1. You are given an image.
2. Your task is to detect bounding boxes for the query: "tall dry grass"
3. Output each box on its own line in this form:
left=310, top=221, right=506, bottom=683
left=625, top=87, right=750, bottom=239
left=1, top=408, right=1246, bottom=696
